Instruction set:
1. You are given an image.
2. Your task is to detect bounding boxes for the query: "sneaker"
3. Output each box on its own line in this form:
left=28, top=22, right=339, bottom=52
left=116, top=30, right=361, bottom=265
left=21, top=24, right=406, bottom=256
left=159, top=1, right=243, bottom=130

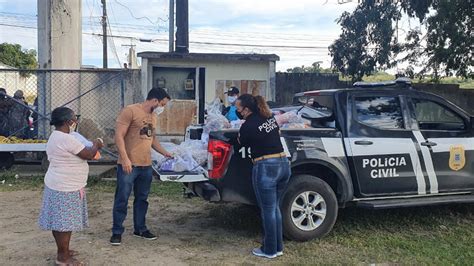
left=110, top=234, right=122, bottom=246
left=133, top=230, right=157, bottom=240
left=277, top=251, right=283, bottom=256
left=252, top=248, right=277, bottom=259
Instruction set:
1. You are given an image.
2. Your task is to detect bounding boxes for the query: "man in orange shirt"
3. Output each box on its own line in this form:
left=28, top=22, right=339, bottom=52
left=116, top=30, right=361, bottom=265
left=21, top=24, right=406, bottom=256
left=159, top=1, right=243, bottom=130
left=110, top=88, right=172, bottom=246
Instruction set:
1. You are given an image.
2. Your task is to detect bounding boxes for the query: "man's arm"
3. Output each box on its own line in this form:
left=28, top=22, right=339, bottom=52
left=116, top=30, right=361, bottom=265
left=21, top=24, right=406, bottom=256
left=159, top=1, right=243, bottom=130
left=152, top=135, right=172, bottom=157
left=115, top=122, right=133, bottom=174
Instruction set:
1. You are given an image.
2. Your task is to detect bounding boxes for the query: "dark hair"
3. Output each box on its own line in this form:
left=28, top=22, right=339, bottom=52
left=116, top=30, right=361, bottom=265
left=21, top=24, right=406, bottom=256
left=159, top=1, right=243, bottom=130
left=147, top=88, right=171, bottom=101
left=237, top=94, right=272, bottom=119
left=50, top=107, right=74, bottom=127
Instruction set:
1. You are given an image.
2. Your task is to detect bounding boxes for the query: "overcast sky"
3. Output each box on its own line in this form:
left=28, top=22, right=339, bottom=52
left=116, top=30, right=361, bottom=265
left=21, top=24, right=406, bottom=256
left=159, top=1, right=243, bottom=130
left=0, top=0, right=359, bottom=71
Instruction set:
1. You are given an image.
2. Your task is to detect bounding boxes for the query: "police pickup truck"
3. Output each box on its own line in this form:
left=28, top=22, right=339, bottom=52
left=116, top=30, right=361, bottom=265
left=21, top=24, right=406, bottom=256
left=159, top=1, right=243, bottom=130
left=157, top=79, right=474, bottom=241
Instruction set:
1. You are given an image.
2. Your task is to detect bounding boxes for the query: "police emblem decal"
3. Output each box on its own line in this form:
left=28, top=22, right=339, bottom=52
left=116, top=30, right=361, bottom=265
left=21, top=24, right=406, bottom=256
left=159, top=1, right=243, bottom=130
left=449, top=145, right=465, bottom=171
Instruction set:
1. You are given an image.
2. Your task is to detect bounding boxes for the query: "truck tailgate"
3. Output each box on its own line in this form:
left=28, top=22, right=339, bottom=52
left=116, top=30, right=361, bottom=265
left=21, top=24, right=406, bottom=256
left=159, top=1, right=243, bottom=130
left=155, top=170, right=208, bottom=182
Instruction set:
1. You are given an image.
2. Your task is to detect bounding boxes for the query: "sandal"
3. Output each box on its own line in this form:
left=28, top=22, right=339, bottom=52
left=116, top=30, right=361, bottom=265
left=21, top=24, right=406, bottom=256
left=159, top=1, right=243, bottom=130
left=55, top=258, right=84, bottom=266
left=69, top=250, right=80, bottom=257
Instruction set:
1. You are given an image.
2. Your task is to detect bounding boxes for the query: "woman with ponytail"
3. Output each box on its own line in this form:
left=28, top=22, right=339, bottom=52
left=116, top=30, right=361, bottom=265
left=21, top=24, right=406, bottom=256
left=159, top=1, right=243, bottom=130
left=236, top=94, right=291, bottom=259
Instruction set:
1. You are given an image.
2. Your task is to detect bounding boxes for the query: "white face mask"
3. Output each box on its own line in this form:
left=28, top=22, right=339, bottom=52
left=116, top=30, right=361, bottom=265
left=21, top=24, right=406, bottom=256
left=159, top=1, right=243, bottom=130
left=155, top=106, right=165, bottom=115
left=227, top=96, right=237, bottom=104
left=69, top=122, right=77, bottom=133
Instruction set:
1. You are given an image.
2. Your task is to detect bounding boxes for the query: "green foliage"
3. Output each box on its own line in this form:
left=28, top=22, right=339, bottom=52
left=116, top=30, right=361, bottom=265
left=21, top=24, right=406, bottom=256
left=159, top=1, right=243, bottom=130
left=330, top=0, right=473, bottom=82
left=0, top=43, right=37, bottom=70
left=286, top=62, right=335, bottom=74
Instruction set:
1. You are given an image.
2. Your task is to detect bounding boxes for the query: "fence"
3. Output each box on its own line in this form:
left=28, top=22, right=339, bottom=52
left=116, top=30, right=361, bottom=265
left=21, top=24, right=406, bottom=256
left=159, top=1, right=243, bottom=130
left=0, top=69, right=142, bottom=161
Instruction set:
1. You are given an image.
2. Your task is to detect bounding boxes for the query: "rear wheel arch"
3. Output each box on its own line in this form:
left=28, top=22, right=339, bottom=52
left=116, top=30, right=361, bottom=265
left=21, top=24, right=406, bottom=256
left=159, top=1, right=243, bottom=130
left=281, top=174, right=338, bottom=241
left=290, top=160, right=352, bottom=203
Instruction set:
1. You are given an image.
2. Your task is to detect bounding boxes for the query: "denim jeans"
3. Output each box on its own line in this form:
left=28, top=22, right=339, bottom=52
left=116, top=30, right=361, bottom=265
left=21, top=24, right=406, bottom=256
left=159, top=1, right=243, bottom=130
left=112, top=165, right=153, bottom=235
left=252, top=157, right=291, bottom=255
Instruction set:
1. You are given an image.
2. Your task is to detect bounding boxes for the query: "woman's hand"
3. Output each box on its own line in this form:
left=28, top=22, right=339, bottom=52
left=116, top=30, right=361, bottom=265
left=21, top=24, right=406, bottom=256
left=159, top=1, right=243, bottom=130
left=93, top=138, right=104, bottom=149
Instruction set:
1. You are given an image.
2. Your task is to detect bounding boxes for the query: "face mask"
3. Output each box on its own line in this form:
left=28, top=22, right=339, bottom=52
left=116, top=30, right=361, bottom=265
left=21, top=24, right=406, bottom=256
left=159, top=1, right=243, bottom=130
left=69, top=122, right=77, bottom=133
left=227, top=96, right=237, bottom=104
left=155, top=106, right=165, bottom=115
left=236, top=109, right=244, bottom=120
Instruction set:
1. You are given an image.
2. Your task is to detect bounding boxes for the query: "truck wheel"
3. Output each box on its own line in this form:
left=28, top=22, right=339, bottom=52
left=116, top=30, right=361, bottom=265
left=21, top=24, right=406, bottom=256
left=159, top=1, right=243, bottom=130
left=281, top=174, right=338, bottom=241
left=0, top=152, right=14, bottom=170
left=41, top=154, right=49, bottom=172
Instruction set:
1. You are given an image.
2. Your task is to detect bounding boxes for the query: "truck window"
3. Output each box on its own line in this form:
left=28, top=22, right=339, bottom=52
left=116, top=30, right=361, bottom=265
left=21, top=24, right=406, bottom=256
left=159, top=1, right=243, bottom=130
left=413, top=99, right=465, bottom=130
left=354, top=96, right=405, bottom=129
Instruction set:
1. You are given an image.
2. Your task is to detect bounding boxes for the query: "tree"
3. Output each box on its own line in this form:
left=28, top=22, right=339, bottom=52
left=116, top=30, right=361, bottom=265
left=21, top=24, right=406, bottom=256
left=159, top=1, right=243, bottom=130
left=286, top=62, right=334, bottom=74
left=0, top=43, right=37, bottom=70
left=330, top=0, right=473, bottom=82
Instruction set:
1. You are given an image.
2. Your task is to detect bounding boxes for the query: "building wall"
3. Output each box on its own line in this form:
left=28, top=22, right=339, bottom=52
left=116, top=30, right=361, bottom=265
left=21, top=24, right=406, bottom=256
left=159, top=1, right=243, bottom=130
left=144, top=59, right=271, bottom=102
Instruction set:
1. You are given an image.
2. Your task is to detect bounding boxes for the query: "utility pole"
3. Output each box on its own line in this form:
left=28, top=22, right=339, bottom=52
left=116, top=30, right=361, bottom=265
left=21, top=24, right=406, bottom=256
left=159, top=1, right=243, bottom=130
left=101, top=0, right=108, bottom=68
left=169, top=0, right=174, bottom=52
left=122, top=43, right=138, bottom=68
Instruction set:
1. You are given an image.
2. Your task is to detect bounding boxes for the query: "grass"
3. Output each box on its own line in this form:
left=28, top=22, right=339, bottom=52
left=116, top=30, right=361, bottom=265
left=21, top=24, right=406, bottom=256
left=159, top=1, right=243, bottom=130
left=1, top=172, right=473, bottom=264
left=340, top=72, right=474, bottom=89
left=0, top=172, right=184, bottom=200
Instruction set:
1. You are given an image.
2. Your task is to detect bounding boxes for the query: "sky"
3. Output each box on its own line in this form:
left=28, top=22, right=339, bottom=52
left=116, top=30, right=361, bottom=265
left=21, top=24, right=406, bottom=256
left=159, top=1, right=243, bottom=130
left=0, top=0, right=360, bottom=71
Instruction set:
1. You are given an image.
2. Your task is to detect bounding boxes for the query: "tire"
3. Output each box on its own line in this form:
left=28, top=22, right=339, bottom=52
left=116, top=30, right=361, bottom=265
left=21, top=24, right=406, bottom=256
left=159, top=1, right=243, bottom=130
left=40, top=154, right=49, bottom=172
left=281, top=174, right=338, bottom=241
left=0, top=152, right=14, bottom=170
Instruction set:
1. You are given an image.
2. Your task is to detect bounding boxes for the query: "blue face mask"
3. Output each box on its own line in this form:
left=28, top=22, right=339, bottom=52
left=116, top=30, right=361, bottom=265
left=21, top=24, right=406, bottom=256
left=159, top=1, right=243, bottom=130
left=227, top=96, right=237, bottom=104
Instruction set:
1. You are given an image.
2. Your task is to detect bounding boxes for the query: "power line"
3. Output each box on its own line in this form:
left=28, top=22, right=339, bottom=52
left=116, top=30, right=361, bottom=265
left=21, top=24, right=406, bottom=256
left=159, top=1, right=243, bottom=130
left=113, top=0, right=168, bottom=26
left=0, top=23, right=333, bottom=50
left=107, top=16, right=122, bottom=66
left=0, top=12, right=337, bottom=43
left=0, top=23, right=36, bottom=29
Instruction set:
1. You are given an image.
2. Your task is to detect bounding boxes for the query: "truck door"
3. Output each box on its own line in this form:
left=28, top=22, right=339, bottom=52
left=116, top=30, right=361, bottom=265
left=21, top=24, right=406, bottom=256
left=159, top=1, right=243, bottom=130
left=408, top=96, right=474, bottom=193
left=345, top=92, right=426, bottom=197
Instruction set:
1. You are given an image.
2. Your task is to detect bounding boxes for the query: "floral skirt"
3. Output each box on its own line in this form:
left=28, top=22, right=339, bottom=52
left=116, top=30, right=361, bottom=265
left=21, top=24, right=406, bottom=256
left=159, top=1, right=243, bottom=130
left=38, top=186, right=88, bottom=232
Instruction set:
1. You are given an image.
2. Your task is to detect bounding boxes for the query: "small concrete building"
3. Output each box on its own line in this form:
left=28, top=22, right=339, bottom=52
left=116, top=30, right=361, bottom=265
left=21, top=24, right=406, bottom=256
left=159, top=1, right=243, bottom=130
left=137, top=52, right=279, bottom=136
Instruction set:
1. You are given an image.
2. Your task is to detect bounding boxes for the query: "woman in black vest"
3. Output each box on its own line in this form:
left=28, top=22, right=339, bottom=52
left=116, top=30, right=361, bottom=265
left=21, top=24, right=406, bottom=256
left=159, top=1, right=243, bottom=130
left=236, top=94, right=291, bottom=259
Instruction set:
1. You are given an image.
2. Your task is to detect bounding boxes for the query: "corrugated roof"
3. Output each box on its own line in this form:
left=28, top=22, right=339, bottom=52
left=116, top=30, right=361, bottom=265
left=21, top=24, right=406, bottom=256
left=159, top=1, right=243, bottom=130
left=137, top=52, right=280, bottom=62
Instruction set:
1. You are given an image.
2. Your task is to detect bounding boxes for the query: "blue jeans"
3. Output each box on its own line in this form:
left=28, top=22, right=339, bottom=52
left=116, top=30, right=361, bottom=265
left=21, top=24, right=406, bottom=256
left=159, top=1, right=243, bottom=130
left=112, top=165, right=153, bottom=235
left=252, top=157, right=291, bottom=255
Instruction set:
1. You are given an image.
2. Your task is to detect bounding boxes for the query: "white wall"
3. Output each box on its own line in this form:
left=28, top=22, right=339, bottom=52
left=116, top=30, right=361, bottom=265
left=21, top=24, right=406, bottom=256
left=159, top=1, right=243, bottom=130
left=144, top=59, right=271, bottom=102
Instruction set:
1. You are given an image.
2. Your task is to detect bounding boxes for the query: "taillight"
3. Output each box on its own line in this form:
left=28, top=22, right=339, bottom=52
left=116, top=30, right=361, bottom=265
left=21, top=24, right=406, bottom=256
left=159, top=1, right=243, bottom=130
left=207, top=140, right=232, bottom=179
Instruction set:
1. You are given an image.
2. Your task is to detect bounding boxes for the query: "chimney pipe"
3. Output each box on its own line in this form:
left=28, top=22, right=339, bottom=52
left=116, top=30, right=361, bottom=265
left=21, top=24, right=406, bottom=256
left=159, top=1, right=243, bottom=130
left=175, top=0, right=189, bottom=53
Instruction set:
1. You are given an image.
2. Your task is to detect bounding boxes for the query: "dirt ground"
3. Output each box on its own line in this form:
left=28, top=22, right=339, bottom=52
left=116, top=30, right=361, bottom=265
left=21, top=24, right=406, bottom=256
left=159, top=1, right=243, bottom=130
left=0, top=190, right=267, bottom=265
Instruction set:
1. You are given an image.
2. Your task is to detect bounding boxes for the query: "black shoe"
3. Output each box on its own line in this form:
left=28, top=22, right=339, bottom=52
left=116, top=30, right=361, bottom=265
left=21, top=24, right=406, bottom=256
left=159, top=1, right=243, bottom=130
left=110, top=234, right=122, bottom=246
left=133, top=230, right=157, bottom=240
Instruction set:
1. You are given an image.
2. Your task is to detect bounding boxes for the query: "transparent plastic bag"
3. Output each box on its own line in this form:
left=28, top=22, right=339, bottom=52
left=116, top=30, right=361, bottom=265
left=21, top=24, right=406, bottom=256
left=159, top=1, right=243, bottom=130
left=275, top=111, right=311, bottom=128
left=230, top=119, right=245, bottom=129
left=203, top=113, right=230, bottom=134
left=205, top=98, right=224, bottom=116
left=159, top=152, right=205, bottom=173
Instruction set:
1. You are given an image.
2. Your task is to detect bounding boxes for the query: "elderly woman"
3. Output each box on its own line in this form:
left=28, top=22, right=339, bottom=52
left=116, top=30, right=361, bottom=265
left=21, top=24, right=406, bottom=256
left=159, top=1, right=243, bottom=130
left=38, top=107, right=103, bottom=265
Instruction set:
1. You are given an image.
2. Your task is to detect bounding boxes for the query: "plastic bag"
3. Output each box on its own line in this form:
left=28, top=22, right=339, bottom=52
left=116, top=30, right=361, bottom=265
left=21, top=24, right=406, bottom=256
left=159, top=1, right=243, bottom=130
left=275, top=111, right=311, bottom=128
left=205, top=98, right=224, bottom=116
left=71, top=132, right=93, bottom=147
left=230, top=119, right=245, bottom=129
left=152, top=140, right=208, bottom=171
left=71, top=132, right=101, bottom=160
left=159, top=152, right=205, bottom=173
left=203, top=113, right=230, bottom=135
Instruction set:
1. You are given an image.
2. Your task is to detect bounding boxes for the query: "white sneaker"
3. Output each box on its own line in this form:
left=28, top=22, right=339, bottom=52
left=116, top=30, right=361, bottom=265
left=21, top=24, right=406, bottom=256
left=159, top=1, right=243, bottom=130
left=252, top=248, right=277, bottom=259
left=277, top=251, right=283, bottom=256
